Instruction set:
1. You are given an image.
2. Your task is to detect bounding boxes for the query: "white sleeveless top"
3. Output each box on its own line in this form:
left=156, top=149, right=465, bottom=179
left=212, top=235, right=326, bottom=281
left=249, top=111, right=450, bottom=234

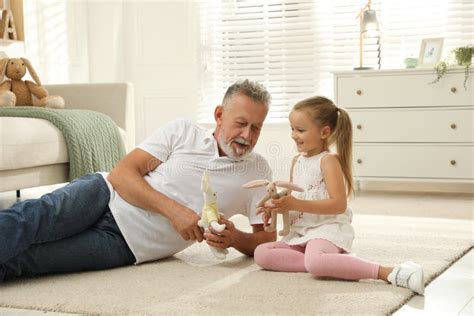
left=281, top=151, right=354, bottom=252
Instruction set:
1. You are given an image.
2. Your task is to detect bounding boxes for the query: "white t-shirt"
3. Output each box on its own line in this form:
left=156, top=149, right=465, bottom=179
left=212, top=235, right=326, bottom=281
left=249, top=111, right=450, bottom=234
left=100, top=119, right=272, bottom=264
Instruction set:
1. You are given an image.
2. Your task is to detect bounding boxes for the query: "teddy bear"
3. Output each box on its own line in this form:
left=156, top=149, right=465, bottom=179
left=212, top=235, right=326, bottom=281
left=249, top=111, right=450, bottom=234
left=0, top=57, right=64, bottom=108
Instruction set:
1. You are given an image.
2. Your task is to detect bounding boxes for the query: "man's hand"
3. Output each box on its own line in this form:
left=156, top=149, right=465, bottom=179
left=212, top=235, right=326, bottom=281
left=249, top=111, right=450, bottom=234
left=204, top=218, right=236, bottom=249
left=203, top=217, right=275, bottom=256
left=170, top=206, right=204, bottom=242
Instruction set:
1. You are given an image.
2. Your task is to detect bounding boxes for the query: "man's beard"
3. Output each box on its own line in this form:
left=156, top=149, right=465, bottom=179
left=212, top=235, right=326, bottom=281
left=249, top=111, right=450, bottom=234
left=218, top=133, right=252, bottom=161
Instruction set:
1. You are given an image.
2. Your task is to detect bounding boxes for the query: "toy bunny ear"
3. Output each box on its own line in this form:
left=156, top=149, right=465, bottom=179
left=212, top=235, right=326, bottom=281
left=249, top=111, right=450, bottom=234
left=21, top=58, right=42, bottom=85
left=241, top=179, right=269, bottom=189
left=201, top=171, right=210, bottom=192
left=274, top=180, right=304, bottom=192
left=0, top=58, right=9, bottom=82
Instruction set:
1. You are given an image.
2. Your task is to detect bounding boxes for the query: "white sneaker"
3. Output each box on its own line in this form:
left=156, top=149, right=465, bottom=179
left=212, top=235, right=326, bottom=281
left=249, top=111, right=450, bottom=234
left=388, top=261, right=424, bottom=295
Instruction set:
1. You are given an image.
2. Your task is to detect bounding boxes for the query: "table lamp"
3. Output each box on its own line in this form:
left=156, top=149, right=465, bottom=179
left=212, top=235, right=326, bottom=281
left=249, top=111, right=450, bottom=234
left=354, top=0, right=380, bottom=70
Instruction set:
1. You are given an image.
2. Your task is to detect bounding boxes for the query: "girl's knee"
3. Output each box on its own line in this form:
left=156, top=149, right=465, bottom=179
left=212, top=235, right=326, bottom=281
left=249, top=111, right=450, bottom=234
left=254, top=243, right=272, bottom=269
left=304, top=255, right=325, bottom=277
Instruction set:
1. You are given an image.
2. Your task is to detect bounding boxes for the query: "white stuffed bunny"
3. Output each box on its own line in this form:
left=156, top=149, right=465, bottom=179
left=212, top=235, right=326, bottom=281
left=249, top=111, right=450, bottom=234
left=198, top=171, right=228, bottom=260
left=242, top=180, right=304, bottom=236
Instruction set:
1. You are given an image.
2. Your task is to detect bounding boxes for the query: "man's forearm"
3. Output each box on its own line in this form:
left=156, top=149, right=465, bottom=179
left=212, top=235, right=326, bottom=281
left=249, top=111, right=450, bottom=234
left=232, top=228, right=276, bottom=257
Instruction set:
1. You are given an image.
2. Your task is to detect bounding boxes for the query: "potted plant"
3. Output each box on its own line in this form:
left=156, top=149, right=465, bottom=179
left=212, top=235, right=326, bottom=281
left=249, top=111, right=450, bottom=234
left=431, top=45, right=473, bottom=89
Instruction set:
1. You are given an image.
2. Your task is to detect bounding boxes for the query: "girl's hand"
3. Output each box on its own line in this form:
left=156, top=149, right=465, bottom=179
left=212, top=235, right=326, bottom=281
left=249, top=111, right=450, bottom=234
left=262, top=210, right=272, bottom=227
left=256, top=206, right=266, bottom=215
left=257, top=206, right=272, bottom=227
left=266, top=195, right=297, bottom=213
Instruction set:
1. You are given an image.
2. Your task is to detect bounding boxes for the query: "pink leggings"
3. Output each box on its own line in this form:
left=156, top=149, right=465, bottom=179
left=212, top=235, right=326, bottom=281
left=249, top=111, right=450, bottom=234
left=254, top=239, right=379, bottom=280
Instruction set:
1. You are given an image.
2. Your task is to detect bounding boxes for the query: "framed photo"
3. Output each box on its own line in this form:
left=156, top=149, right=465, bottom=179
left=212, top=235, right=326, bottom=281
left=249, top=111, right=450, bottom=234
left=419, top=38, right=444, bottom=66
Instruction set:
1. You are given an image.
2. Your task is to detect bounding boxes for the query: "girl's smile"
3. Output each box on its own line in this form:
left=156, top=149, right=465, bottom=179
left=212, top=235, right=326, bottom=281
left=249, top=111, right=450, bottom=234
left=289, top=109, right=329, bottom=157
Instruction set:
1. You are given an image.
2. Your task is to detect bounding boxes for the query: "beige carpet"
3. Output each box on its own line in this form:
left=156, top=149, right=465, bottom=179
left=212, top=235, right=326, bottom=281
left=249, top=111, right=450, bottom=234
left=0, top=214, right=472, bottom=316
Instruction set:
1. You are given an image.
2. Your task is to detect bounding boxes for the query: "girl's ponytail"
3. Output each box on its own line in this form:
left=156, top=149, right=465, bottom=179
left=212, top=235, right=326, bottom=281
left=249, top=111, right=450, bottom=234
left=330, top=107, right=353, bottom=196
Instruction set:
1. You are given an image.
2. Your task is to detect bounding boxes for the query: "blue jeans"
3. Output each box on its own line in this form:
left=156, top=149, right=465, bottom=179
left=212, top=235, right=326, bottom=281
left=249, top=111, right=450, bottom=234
left=0, top=173, right=135, bottom=281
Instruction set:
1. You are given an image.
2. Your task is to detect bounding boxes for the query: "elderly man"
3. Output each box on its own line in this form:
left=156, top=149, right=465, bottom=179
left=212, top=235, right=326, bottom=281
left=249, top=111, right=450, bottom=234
left=0, top=79, right=275, bottom=281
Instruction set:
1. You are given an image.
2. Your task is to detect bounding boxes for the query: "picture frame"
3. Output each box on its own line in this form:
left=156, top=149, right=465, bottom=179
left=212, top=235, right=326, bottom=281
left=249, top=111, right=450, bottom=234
left=419, top=38, right=444, bottom=66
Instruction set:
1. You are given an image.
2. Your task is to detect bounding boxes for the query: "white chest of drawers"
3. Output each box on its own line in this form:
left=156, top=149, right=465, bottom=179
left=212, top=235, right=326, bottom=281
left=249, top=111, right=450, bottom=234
left=334, top=68, right=473, bottom=184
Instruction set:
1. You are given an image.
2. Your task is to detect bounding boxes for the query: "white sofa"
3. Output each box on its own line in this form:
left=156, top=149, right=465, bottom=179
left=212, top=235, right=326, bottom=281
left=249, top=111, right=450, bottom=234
left=0, top=83, right=135, bottom=193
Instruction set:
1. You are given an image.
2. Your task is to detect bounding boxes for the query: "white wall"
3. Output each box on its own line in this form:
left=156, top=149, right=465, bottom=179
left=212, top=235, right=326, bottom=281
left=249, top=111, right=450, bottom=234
left=1, top=1, right=90, bottom=83
left=253, top=124, right=295, bottom=181
left=25, top=1, right=90, bottom=83
left=86, top=1, right=125, bottom=83
left=87, top=0, right=199, bottom=143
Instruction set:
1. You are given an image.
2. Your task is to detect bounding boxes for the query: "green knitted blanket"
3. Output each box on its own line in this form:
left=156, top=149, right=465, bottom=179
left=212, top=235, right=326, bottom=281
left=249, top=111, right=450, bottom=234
left=0, top=107, right=125, bottom=181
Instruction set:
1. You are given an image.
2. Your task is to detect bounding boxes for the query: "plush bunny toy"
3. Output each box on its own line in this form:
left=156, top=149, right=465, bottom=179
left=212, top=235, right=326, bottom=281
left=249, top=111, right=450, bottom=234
left=0, top=57, right=64, bottom=108
left=242, top=180, right=304, bottom=236
left=198, top=171, right=228, bottom=260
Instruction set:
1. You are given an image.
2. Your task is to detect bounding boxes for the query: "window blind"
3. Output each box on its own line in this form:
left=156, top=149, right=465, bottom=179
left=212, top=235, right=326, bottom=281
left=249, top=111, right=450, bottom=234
left=198, top=0, right=473, bottom=123
left=199, top=0, right=324, bottom=123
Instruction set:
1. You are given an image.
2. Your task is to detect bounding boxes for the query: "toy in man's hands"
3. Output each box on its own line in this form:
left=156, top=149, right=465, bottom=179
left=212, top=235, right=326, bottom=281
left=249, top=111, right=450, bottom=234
left=0, top=57, right=65, bottom=108
left=242, top=180, right=304, bottom=236
left=198, top=171, right=228, bottom=260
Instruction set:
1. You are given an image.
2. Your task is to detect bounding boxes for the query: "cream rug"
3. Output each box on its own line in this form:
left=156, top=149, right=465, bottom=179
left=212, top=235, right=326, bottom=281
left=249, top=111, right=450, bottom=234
left=0, top=215, right=472, bottom=315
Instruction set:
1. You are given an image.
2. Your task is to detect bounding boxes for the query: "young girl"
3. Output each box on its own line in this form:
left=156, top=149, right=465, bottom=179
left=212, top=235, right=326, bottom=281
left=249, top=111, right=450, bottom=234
left=254, top=96, right=424, bottom=295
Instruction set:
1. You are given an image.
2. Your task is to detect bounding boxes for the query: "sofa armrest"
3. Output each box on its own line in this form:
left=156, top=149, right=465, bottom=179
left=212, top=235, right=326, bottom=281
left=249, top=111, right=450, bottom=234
left=44, top=82, right=135, bottom=150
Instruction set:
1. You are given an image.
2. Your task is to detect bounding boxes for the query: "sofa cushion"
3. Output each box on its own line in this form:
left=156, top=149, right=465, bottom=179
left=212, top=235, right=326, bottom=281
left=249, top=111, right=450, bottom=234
left=0, top=117, right=68, bottom=170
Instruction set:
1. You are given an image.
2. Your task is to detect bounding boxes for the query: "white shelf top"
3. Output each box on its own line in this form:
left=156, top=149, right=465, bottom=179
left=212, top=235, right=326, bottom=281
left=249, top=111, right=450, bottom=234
left=333, top=67, right=470, bottom=76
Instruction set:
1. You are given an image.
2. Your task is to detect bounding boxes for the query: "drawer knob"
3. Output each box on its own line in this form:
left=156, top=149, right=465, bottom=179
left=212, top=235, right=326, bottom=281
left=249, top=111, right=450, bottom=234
left=356, top=124, right=362, bottom=130
left=356, top=90, right=362, bottom=95
left=450, top=123, right=457, bottom=129
left=450, top=160, right=456, bottom=166
left=451, top=87, right=457, bottom=93
left=357, top=159, right=363, bottom=164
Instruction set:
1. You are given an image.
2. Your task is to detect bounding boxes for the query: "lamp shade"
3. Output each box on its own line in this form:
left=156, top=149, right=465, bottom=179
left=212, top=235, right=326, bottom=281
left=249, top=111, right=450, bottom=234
left=361, top=9, right=379, bottom=37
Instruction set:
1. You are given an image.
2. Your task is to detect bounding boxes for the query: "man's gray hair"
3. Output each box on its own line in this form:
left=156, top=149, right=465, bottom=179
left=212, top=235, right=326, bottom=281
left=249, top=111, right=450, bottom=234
left=222, top=79, right=271, bottom=109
